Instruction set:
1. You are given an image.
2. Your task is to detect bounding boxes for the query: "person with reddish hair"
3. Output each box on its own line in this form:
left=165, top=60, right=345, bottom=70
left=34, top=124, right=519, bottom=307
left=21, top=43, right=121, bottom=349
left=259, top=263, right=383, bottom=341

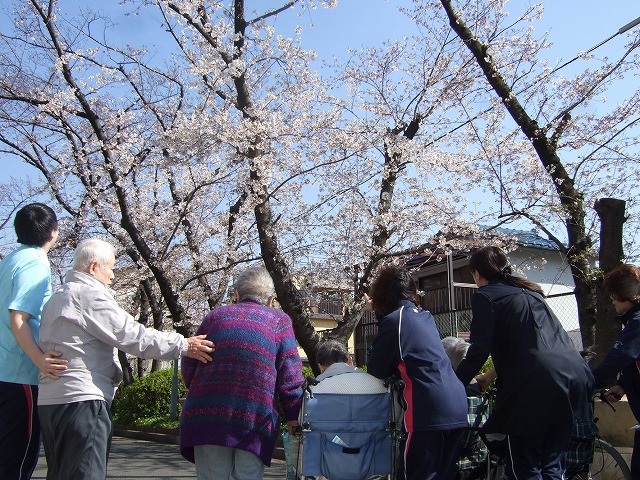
left=592, top=263, right=640, bottom=479
left=366, top=265, right=468, bottom=480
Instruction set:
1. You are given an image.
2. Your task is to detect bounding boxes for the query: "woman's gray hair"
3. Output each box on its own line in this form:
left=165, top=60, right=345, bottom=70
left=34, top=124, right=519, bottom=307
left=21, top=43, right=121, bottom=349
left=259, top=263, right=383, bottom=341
left=72, top=238, right=116, bottom=271
left=442, top=336, right=470, bottom=370
left=233, top=265, right=275, bottom=305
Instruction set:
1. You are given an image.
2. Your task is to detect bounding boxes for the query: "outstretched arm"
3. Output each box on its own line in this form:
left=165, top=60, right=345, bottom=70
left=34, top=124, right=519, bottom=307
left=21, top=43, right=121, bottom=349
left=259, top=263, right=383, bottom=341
left=474, top=367, right=497, bottom=391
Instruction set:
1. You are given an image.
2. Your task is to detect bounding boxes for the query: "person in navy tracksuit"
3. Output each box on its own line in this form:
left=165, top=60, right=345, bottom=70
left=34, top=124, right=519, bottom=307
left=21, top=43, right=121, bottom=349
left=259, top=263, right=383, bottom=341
left=592, top=264, right=640, bottom=479
left=366, top=265, right=468, bottom=480
left=456, top=246, right=594, bottom=480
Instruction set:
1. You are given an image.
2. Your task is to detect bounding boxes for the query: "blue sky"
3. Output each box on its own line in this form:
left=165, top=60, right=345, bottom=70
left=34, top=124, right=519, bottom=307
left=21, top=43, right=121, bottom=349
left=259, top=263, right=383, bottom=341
left=1, top=0, right=638, bottom=184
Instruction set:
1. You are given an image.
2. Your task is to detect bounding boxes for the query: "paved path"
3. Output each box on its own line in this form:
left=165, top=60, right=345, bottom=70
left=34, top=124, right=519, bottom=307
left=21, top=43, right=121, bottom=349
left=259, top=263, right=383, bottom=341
left=32, top=436, right=288, bottom=479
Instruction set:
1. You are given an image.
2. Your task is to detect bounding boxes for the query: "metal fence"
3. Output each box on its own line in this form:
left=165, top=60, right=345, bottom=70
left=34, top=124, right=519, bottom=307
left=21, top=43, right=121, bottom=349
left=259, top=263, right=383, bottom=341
left=433, top=291, right=582, bottom=348
left=354, top=290, right=582, bottom=365
left=353, top=311, right=378, bottom=367
left=434, top=291, right=578, bottom=336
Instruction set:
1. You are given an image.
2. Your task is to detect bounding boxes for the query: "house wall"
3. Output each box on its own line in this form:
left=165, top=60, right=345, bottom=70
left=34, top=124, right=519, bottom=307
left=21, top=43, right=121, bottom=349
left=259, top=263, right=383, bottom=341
left=297, top=314, right=356, bottom=364
left=410, top=246, right=582, bottom=347
left=508, top=247, right=575, bottom=293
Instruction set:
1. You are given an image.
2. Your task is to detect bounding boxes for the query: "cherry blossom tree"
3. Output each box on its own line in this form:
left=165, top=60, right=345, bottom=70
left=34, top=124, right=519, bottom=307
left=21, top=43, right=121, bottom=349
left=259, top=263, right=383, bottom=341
left=436, top=0, right=640, bottom=359
left=0, top=0, right=358, bottom=370
left=0, top=0, right=474, bottom=370
left=2, top=0, right=639, bottom=371
left=0, top=0, right=256, bottom=336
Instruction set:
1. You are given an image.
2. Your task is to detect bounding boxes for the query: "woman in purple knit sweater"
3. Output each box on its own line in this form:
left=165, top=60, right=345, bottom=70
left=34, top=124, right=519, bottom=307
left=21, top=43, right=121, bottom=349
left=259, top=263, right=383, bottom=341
left=180, top=265, right=304, bottom=480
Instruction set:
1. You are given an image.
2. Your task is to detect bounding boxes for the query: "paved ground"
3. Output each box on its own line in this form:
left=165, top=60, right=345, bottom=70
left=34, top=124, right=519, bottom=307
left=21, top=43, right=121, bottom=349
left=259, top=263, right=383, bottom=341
left=32, top=436, right=288, bottom=479
left=30, top=435, right=632, bottom=479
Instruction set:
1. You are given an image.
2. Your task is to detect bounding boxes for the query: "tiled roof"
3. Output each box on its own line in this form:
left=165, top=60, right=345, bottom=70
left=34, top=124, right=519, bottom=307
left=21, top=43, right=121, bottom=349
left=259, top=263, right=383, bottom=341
left=405, top=226, right=561, bottom=269
left=492, top=227, right=560, bottom=251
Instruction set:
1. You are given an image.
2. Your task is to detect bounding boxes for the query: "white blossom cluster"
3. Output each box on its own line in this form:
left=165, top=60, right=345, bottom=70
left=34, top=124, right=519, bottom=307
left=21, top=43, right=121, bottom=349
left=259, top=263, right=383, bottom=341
left=0, top=0, right=639, bottom=348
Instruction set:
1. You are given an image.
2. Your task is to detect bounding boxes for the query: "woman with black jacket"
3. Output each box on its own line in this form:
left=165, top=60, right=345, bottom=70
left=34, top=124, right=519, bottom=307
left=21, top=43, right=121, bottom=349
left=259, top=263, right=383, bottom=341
left=455, top=246, right=594, bottom=480
left=592, top=264, right=640, bottom=479
left=367, top=265, right=468, bottom=480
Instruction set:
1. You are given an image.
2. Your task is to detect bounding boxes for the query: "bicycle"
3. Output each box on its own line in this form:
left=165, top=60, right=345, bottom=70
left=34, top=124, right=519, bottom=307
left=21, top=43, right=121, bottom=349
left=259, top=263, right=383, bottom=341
left=467, top=438, right=630, bottom=480
left=456, top=389, right=632, bottom=480
left=568, top=437, right=631, bottom=480
left=565, top=391, right=631, bottom=480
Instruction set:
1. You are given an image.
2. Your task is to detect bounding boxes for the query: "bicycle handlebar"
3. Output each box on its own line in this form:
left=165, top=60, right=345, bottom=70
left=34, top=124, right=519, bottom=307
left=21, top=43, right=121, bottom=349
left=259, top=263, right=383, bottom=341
left=595, top=388, right=617, bottom=412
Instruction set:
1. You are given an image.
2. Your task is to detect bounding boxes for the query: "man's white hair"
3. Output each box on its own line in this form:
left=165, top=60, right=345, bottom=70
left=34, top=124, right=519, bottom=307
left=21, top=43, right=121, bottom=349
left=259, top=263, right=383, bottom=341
left=72, top=238, right=116, bottom=272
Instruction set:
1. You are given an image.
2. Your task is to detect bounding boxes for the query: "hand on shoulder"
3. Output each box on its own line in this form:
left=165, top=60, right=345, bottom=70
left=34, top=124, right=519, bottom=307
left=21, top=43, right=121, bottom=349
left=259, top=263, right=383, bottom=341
left=186, top=335, right=215, bottom=363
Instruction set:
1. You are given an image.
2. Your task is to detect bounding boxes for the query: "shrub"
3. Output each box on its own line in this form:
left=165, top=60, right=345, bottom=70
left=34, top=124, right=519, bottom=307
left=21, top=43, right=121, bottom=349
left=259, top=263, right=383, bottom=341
left=112, top=368, right=186, bottom=425
left=302, top=365, right=314, bottom=380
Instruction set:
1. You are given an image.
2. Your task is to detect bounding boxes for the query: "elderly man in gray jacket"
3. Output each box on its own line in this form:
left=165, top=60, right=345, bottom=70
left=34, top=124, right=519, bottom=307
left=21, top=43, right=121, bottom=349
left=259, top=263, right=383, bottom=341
left=38, top=238, right=214, bottom=480
left=312, top=340, right=387, bottom=394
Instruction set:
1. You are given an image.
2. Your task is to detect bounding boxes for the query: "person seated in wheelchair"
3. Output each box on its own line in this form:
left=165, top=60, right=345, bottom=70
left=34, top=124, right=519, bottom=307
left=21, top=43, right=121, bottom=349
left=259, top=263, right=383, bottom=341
left=299, top=340, right=393, bottom=480
left=311, top=340, right=387, bottom=394
left=442, top=337, right=496, bottom=397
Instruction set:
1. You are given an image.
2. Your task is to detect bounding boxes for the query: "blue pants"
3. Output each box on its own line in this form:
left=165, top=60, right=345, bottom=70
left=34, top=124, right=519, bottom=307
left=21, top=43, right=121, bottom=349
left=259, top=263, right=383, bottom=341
left=505, top=422, right=572, bottom=480
left=399, top=429, right=464, bottom=480
left=0, top=381, right=40, bottom=480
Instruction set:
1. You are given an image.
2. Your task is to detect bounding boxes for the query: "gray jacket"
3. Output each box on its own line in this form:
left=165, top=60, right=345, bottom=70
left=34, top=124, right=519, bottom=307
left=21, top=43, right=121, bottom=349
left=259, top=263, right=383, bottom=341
left=312, top=362, right=387, bottom=394
left=38, top=270, right=186, bottom=406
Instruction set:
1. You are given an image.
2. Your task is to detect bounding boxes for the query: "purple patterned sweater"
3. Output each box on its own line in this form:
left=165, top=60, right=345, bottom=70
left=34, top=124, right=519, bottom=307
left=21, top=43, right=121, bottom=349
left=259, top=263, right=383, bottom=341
left=179, top=299, right=303, bottom=466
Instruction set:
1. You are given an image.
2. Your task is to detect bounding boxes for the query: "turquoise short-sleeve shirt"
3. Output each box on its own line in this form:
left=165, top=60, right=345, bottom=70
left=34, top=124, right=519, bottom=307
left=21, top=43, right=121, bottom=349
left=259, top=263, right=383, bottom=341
left=0, top=245, right=52, bottom=385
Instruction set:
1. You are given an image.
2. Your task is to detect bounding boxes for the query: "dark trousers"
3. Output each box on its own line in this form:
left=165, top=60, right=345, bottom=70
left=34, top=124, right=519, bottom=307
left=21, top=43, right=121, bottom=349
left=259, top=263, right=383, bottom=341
left=505, top=422, right=572, bottom=480
left=631, top=429, right=640, bottom=480
left=39, top=400, right=113, bottom=480
left=0, top=381, right=40, bottom=480
left=399, top=429, right=464, bottom=480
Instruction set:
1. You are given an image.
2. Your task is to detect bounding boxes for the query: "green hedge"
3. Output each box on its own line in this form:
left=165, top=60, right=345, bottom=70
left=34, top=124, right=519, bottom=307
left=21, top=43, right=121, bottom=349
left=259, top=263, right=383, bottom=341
left=112, top=368, right=186, bottom=425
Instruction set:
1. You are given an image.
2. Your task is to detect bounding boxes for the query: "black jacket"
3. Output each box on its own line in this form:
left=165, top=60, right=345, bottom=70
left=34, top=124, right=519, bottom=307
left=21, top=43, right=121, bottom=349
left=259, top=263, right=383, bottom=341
left=592, top=303, right=640, bottom=421
left=456, top=280, right=594, bottom=435
left=367, top=300, right=468, bottom=432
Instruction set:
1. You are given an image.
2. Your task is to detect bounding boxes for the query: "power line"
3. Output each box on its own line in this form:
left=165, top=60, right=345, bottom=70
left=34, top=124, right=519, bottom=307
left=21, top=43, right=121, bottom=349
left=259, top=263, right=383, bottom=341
left=427, top=15, right=640, bottom=148
left=541, top=16, right=640, bottom=83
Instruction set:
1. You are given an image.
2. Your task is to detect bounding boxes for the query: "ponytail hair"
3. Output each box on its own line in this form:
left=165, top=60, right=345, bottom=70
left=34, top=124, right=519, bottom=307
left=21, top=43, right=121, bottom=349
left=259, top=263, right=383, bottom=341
left=469, top=246, right=545, bottom=296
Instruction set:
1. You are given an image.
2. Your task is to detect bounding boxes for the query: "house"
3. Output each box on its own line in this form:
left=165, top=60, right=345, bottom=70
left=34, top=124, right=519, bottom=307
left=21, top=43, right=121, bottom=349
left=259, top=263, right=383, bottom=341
left=300, top=227, right=582, bottom=365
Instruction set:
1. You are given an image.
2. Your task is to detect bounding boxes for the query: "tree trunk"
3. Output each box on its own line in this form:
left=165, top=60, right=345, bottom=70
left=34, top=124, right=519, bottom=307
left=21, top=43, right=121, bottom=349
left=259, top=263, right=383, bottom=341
left=592, top=198, right=627, bottom=365
left=439, top=0, right=597, bottom=349
left=118, top=350, right=135, bottom=386
left=252, top=170, right=322, bottom=374
left=572, top=262, right=597, bottom=353
left=220, top=0, right=323, bottom=374
left=137, top=357, right=147, bottom=378
left=129, top=279, right=166, bottom=375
